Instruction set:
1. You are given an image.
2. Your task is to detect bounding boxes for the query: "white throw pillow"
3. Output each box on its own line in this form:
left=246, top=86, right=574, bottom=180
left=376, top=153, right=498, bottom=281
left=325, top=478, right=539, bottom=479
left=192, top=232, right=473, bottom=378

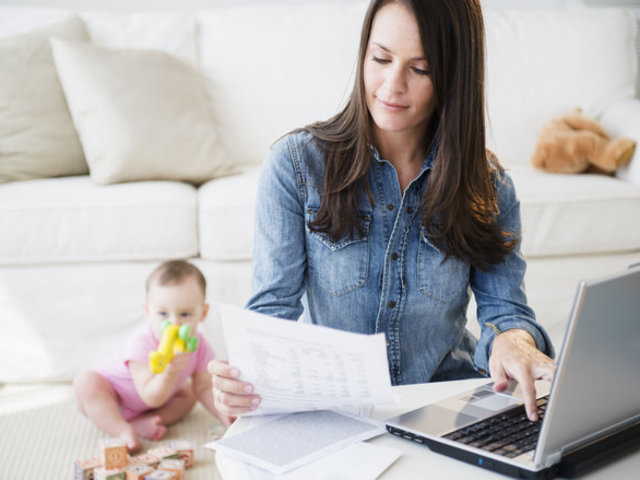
left=0, top=16, right=89, bottom=183
left=51, top=38, right=234, bottom=185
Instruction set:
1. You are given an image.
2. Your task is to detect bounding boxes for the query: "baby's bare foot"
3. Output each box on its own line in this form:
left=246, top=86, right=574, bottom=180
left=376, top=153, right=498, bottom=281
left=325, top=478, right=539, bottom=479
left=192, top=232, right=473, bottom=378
left=119, top=428, right=143, bottom=453
left=130, top=414, right=167, bottom=442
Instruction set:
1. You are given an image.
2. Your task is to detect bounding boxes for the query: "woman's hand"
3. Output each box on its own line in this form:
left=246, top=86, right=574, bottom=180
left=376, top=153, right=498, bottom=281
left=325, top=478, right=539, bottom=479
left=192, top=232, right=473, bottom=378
left=489, top=329, right=556, bottom=422
left=207, top=358, right=261, bottom=426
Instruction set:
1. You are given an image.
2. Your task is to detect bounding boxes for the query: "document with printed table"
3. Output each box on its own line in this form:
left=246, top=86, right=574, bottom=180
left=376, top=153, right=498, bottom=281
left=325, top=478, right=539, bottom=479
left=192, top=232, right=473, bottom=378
left=205, top=304, right=398, bottom=476
left=217, top=304, right=394, bottom=416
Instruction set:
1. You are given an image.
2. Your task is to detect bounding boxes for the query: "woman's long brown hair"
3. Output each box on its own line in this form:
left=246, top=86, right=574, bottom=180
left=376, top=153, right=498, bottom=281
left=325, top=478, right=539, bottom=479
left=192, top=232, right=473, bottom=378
left=305, top=0, right=516, bottom=270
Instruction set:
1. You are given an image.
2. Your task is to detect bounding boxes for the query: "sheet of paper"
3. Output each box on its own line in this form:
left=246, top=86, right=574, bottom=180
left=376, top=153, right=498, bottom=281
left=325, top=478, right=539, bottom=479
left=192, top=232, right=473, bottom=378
left=219, top=304, right=394, bottom=415
left=214, top=441, right=402, bottom=480
left=205, top=410, right=386, bottom=474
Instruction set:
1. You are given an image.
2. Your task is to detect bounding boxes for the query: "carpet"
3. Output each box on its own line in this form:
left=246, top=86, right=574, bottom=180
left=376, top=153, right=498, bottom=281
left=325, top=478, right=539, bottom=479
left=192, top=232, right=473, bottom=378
left=0, top=383, right=225, bottom=479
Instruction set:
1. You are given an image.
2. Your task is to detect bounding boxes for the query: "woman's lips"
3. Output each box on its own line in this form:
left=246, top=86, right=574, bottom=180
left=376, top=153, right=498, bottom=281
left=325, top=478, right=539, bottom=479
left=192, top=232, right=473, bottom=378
left=377, top=98, right=408, bottom=111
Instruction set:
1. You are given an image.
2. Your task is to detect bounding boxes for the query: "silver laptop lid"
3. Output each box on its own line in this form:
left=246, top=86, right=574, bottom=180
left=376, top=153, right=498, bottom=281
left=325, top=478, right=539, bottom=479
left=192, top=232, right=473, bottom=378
left=535, top=266, right=640, bottom=467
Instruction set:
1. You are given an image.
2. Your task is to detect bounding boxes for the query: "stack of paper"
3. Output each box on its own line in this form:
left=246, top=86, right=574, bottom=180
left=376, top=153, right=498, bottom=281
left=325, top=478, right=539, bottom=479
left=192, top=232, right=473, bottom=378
left=205, top=305, right=401, bottom=478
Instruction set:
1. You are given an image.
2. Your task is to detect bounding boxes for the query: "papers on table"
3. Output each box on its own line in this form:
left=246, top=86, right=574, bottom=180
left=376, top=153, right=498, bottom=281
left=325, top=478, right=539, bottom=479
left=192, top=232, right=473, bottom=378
left=207, top=410, right=387, bottom=474
left=219, top=304, right=394, bottom=416
left=212, top=437, right=402, bottom=480
left=210, top=305, right=400, bottom=478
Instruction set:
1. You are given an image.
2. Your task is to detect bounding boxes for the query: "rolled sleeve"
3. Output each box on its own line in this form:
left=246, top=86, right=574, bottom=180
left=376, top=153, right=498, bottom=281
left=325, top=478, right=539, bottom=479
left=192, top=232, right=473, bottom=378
left=474, top=317, right=555, bottom=374
left=471, top=169, right=555, bottom=374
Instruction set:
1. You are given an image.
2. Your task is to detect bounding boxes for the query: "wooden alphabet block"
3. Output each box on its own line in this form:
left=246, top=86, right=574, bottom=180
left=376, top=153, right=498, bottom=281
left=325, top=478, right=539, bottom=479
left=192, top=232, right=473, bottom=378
left=124, top=464, right=154, bottom=480
left=157, top=459, right=184, bottom=480
left=101, top=438, right=128, bottom=469
left=73, top=457, right=102, bottom=480
left=93, top=467, right=126, bottom=480
left=169, top=440, right=194, bottom=469
left=129, top=453, right=160, bottom=468
left=146, top=446, right=179, bottom=461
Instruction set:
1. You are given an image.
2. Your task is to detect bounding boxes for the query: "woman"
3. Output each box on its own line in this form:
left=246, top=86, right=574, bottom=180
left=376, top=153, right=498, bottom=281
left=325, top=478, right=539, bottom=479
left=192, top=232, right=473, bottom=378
left=210, top=0, right=555, bottom=425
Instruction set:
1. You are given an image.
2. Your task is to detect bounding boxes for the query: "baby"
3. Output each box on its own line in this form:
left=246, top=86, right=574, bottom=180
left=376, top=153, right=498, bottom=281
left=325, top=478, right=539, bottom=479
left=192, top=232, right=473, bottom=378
left=73, top=260, right=222, bottom=451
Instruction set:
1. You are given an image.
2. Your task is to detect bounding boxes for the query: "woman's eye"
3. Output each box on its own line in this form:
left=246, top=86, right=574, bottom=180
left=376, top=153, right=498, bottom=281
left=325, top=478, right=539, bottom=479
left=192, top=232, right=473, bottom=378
left=412, top=66, right=430, bottom=76
left=158, top=312, right=167, bottom=317
left=372, top=56, right=391, bottom=65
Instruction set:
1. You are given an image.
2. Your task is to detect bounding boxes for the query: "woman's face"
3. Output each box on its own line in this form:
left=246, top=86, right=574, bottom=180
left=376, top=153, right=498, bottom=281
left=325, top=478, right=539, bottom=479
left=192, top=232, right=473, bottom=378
left=364, top=2, right=436, bottom=142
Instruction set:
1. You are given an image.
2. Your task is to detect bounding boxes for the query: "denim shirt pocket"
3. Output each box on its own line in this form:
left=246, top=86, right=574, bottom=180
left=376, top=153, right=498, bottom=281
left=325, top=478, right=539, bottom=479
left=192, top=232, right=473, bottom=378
left=305, top=209, right=371, bottom=296
left=417, top=226, right=470, bottom=302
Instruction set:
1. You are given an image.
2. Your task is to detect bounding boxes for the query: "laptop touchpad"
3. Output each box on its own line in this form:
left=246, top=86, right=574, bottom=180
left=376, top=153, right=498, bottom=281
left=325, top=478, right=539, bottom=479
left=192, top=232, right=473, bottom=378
left=393, top=404, right=478, bottom=436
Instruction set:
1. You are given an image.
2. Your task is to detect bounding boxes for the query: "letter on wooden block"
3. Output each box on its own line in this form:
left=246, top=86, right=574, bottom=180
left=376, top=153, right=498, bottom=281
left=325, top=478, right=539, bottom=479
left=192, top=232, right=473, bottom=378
left=101, top=438, right=128, bottom=470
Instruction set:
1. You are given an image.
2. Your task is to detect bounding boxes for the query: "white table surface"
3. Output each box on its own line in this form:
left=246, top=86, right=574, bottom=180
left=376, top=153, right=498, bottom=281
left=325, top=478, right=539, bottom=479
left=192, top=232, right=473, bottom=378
left=216, top=378, right=640, bottom=479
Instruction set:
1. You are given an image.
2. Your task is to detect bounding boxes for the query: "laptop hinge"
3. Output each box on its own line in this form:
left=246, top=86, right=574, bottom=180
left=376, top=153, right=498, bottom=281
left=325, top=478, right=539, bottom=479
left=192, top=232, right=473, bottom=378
left=542, top=451, right=562, bottom=468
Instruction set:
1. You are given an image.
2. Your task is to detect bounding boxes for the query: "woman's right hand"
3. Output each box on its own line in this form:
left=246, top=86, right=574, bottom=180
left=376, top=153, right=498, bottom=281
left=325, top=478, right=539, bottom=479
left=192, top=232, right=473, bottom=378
left=208, top=358, right=261, bottom=425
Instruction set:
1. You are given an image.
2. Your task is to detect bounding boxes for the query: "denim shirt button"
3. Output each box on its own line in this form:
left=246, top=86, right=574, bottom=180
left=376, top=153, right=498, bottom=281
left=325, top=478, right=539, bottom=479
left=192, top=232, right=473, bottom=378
left=387, top=301, right=396, bottom=308
left=406, top=206, right=414, bottom=214
left=387, top=203, right=394, bottom=211
left=390, top=252, right=398, bottom=261
left=386, top=339, right=391, bottom=347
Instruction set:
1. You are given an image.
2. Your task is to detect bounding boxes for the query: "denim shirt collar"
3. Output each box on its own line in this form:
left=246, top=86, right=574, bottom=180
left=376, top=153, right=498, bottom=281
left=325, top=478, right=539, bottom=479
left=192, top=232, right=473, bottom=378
left=369, top=132, right=440, bottom=177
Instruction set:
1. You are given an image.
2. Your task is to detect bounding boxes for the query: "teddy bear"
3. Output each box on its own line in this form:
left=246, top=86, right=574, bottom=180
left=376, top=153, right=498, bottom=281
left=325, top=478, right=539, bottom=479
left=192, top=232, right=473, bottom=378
left=530, top=109, right=636, bottom=174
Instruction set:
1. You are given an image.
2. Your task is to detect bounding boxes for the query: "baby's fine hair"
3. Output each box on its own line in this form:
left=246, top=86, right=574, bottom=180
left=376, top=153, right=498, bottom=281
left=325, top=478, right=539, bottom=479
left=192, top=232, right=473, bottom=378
left=146, top=260, right=207, bottom=296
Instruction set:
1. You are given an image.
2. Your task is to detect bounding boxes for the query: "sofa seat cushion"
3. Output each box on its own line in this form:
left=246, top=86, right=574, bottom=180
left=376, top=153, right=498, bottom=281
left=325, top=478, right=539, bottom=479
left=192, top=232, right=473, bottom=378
left=199, top=165, right=640, bottom=261
left=0, top=176, right=197, bottom=263
left=511, top=165, right=640, bottom=257
left=198, top=167, right=261, bottom=262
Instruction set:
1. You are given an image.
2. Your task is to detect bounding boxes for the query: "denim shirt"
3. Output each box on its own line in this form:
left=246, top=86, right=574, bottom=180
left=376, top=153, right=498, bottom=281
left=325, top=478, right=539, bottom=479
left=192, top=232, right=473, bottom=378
left=246, top=130, right=554, bottom=385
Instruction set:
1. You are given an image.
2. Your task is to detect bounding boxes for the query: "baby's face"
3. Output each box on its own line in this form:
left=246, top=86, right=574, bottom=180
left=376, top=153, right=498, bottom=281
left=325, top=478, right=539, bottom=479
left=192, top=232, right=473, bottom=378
left=145, top=277, right=208, bottom=337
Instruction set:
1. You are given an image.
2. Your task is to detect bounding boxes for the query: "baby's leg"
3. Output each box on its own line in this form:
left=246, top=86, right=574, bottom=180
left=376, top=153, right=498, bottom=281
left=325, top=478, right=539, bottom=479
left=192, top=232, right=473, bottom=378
left=129, top=382, right=195, bottom=441
left=156, top=381, right=197, bottom=425
left=73, top=371, right=142, bottom=452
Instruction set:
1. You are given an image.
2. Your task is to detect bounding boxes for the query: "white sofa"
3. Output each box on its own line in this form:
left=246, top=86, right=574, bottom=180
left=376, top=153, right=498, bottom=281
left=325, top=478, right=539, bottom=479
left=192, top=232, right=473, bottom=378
left=1, top=1, right=640, bottom=389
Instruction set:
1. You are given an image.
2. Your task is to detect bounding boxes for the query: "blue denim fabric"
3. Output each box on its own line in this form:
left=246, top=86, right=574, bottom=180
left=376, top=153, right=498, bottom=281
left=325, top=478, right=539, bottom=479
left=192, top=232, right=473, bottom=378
left=246, top=130, right=554, bottom=385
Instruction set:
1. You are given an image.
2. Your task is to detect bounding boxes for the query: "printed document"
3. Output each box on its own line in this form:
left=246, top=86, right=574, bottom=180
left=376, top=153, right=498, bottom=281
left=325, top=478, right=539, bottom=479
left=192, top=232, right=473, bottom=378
left=206, top=410, right=388, bottom=474
left=219, top=304, right=394, bottom=415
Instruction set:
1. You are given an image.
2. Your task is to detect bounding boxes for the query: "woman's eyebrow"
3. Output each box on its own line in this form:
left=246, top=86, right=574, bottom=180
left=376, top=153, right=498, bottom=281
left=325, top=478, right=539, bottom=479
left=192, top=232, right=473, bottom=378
left=371, top=41, right=426, bottom=61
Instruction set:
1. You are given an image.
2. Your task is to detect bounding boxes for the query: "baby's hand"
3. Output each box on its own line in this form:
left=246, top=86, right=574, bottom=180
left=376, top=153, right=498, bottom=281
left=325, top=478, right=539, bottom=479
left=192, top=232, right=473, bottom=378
left=164, top=352, right=191, bottom=376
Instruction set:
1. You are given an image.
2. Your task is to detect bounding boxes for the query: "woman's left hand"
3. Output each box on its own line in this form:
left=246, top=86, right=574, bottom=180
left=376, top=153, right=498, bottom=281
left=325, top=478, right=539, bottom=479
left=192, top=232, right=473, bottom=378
left=489, top=329, right=556, bottom=422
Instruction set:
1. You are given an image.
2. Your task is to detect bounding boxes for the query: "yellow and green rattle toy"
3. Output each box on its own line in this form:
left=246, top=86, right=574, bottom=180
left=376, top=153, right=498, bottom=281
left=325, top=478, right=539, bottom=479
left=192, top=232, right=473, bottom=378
left=149, top=320, right=199, bottom=374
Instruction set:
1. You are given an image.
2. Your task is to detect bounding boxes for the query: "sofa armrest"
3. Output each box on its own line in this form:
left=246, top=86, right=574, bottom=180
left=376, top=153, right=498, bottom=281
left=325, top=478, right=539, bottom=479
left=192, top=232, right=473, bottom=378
left=600, top=99, right=640, bottom=187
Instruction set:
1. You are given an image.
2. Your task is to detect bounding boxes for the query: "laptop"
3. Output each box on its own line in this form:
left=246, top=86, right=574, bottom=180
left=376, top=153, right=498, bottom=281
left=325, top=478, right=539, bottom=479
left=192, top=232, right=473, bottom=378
left=385, top=265, right=640, bottom=479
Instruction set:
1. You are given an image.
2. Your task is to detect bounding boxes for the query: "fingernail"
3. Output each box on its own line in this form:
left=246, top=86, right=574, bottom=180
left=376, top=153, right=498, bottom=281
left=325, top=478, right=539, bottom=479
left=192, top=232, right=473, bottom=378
left=530, top=412, right=538, bottom=422
left=243, top=385, right=253, bottom=394
left=251, top=397, right=260, bottom=406
left=230, top=368, right=240, bottom=377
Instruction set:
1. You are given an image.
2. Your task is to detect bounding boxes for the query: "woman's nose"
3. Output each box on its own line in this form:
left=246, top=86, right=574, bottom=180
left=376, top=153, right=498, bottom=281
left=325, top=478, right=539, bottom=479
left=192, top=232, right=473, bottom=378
left=384, top=65, right=406, bottom=93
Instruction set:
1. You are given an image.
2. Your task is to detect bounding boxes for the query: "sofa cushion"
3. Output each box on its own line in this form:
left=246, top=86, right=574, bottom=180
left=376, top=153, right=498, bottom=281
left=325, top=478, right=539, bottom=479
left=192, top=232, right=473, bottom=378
left=484, top=9, right=637, bottom=168
left=81, top=10, right=197, bottom=66
left=511, top=166, right=640, bottom=257
left=197, top=2, right=367, bottom=166
left=51, top=38, right=234, bottom=186
left=0, top=176, right=198, bottom=263
left=0, top=16, right=89, bottom=184
left=0, top=7, right=197, bottom=65
left=198, top=167, right=261, bottom=261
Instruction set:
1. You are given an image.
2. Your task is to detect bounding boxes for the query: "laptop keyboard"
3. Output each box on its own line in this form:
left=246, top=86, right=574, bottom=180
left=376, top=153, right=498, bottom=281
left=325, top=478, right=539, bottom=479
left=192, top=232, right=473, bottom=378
left=442, top=395, right=550, bottom=458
